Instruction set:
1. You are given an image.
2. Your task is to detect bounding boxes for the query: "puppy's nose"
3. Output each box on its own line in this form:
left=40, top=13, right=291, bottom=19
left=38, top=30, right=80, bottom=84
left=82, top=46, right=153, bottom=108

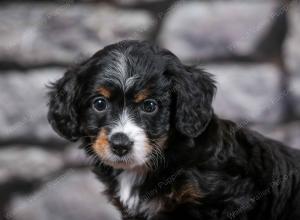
left=109, top=132, right=133, bottom=157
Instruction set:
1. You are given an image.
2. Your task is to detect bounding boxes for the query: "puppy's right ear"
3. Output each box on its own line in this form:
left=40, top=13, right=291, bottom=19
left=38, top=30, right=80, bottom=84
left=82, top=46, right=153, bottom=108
left=47, top=69, right=81, bottom=142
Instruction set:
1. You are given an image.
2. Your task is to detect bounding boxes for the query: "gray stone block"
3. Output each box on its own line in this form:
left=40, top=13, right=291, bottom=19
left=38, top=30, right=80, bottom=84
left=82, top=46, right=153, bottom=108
left=290, top=71, right=300, bottom=116
left=210, top=64, right=283, bottom=124
left=0, top=147, right=65, bottom=184
left=159, top=1, right=278, bottom=61
left=285, top=2, right=300, bottom=116
left=251, top=121, right=300, bottom=150
left=0, top=69, right=66, bottom=145
left=7, top=170, right=120, bottom=220
left=285, top=2, right=300, bottom=74
left=0, top=3, right=152, bottom=66
left=0, top=144, right=91, bottom=185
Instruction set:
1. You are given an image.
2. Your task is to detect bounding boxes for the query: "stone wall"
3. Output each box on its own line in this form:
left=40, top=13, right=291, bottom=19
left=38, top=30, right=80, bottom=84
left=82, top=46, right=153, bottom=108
left=0, top=0, right=299, bottom=220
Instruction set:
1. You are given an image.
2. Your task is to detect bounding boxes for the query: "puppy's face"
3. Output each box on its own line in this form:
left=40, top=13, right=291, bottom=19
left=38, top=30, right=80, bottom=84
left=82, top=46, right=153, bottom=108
left=81, top=50, right=172, bottom=169
left=48, top=41, right=216, bottom=171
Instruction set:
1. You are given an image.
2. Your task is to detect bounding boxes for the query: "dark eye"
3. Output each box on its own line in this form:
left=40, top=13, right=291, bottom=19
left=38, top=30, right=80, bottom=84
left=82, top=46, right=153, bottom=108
left=93, top=97, right=107, bottom=112
left=141, top=99, right=158, bottom=113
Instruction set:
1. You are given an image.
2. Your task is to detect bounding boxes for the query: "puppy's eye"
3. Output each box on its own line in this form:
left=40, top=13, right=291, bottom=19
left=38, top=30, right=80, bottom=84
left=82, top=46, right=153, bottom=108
left=93, top=97, right=107, bottom=112
left=141, top=99, right=158, bottom=113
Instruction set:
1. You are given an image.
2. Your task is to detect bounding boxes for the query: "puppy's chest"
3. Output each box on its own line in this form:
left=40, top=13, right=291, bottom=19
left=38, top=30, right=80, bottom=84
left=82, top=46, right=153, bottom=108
left=116, top=171, right=202, bottom=219
left=116, top=171, right=163, bottom=218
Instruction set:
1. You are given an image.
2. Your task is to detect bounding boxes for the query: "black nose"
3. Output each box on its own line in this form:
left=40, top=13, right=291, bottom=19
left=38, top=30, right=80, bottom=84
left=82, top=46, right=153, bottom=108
left=109, top=132, right=133, bottom=157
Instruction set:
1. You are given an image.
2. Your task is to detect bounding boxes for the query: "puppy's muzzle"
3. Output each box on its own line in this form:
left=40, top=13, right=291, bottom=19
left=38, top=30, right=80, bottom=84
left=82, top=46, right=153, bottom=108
left=109, top=132, right=133, bottom=157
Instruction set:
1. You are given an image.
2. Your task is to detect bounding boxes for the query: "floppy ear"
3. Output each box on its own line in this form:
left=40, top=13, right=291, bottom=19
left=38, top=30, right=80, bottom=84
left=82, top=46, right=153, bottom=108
left=167, top=59, right=216, bottom=138
left=47, top=69, right=82, bottom=142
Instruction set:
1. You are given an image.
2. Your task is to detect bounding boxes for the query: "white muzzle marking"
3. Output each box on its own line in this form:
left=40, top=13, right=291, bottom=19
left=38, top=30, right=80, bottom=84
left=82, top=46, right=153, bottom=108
left=109, top=110, right=148, bottom=166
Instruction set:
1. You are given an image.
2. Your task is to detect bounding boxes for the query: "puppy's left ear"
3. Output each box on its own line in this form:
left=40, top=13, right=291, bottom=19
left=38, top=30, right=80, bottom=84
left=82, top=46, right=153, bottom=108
left=167, top=59, right=216, bottom=138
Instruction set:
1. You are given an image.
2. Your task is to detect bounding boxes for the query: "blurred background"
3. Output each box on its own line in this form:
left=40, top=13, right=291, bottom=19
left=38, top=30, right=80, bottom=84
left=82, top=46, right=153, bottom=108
left=0, top=0, right=299, bottom=219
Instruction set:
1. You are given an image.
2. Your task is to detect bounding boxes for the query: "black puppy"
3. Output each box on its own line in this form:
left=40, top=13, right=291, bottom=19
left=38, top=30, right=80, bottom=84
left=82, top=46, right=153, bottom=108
left=48, top=40, right=300, bottom=220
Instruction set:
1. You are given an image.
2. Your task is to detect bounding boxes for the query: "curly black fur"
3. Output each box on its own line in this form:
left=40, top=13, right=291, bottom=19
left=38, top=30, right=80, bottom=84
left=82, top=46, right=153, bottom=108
left=48, top=40, right=300, bottom=220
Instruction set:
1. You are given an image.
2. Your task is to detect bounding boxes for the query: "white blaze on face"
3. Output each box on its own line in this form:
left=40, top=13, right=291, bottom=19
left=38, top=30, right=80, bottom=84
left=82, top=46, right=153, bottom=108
left=110, top=110, right=148, bottom=166
left=102, top=50, right=137, bottom=91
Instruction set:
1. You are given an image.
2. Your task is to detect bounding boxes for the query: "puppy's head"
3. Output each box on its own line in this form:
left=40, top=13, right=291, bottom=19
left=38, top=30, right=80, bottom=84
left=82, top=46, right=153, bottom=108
left=48, top=40, right=215, bottom=170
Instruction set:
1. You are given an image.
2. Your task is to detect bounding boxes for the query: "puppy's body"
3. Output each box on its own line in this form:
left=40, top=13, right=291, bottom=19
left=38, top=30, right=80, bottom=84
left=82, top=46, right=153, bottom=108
left=93, top=117, right=300, bottom=220
left=48, top=41, right=300, bottom=220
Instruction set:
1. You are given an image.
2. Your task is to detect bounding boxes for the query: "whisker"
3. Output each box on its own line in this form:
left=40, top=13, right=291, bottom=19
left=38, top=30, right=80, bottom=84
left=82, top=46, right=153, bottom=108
left=148, top=139, right=167, bottom=169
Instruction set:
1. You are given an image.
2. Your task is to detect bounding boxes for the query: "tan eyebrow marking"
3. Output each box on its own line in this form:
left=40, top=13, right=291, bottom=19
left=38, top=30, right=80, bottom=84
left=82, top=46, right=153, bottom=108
left=134, top=89, right=150, bottom=103
left=97, top=87, right=111, bottom=98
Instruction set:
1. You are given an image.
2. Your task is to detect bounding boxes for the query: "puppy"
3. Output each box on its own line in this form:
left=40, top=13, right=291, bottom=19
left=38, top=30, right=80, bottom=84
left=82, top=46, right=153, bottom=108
left=48, top=40, right=300, bottom=220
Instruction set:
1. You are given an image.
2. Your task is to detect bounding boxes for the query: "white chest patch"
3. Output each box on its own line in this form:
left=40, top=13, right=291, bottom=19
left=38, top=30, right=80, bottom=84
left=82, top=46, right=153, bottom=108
left=117, top=171, right=144, bottom=212
left=117, top=171, right=163, bottom=218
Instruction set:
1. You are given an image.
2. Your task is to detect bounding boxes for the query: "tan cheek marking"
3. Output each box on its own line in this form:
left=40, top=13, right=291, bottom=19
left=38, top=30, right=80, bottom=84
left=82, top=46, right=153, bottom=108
left=97, top=87, right=111, bottom=98
left=93, top=129, right=109, bottom=157
left=134, top=89, right=150, bottom=103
